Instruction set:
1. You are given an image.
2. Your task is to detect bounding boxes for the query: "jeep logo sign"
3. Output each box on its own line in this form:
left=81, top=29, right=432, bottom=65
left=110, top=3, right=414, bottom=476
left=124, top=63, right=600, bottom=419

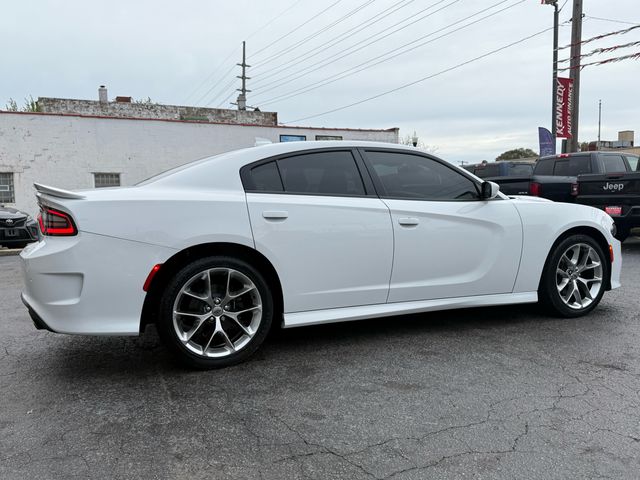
left=603, top=182, right=624, bottom=192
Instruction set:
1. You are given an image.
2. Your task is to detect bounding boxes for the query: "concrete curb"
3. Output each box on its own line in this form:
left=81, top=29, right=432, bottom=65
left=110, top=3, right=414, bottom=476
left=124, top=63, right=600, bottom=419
left=0, top=249, right=22, bottom=257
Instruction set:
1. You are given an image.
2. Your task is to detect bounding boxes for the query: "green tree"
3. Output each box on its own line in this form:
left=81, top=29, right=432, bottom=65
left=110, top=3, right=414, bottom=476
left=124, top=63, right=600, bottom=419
left=4, top=98, right=18, bottom=111
left=495, top=148, right=538, bottom=161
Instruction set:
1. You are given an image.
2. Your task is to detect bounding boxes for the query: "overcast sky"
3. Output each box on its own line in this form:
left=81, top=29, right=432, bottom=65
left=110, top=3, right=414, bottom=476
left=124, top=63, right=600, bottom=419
left=2, top=0, right=638, bottom=162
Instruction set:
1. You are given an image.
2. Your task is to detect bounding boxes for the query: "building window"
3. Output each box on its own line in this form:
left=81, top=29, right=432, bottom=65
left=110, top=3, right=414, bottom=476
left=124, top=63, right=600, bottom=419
left=94, top=173, right=121, bottom=188
left=0, top=173, right=15, bottom=203
left=280, top=134, right=306, bottom=142
left=315, top=135, right=343, bottom=141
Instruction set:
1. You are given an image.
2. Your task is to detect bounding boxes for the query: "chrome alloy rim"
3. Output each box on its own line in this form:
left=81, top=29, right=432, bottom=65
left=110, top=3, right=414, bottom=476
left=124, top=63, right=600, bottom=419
left=172, top=268, right=262, bottom=358
left=555, top=243, right=603, bottom=310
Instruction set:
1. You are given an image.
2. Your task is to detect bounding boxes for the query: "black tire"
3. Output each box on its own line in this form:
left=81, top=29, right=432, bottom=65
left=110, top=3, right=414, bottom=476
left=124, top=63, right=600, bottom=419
left=156, top=255, right=274, bottom=369
left=538, top=234, right=609, bottom=318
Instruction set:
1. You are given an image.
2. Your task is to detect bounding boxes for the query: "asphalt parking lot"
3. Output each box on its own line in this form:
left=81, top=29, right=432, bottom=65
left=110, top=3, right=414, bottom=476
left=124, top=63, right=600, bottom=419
left=1, top=240, right=640, bottom=480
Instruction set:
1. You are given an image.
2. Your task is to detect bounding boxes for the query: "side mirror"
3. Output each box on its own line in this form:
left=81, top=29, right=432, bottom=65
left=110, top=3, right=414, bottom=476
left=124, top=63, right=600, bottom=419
left=481, top=181, right=500, bottom=200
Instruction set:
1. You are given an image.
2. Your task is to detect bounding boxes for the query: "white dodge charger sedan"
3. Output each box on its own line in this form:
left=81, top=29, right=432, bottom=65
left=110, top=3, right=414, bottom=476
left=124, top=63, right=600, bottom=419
left=21, top=141, right=622, bottom=368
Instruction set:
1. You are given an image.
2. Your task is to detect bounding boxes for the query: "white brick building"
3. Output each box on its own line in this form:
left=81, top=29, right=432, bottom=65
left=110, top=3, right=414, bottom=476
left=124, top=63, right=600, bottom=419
left=0, top=97, right=398, bottom=215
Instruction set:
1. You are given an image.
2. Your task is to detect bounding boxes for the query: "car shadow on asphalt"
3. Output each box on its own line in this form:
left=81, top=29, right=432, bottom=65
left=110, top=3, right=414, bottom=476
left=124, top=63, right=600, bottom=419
left=41, top=303, right=556, bottom=380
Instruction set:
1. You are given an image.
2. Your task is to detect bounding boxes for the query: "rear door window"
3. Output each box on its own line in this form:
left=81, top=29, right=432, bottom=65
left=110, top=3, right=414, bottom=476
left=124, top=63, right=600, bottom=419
left=277, top=151, right=366, bottom=196
left=624, top=155, right=639, bottom=171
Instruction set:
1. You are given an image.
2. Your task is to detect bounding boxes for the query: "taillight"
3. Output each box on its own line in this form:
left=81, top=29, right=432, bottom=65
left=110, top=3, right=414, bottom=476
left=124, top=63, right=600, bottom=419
left=571, top=183, right=579, bottom=196
left=37, top=207, right=78, bottom=236
left=530, top=182, right=541, bottom=196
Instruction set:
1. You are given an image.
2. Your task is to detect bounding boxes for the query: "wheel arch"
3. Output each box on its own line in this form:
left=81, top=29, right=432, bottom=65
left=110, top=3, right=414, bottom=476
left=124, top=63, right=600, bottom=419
left=140, top=242, right=284, bottom=333
left=540, top=225, right=612, bottom=291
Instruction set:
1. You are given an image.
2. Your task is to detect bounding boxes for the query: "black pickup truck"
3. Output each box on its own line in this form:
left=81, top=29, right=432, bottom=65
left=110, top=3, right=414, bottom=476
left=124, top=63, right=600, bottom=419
left=491, top=152, right=639, bottom=203
left=576, top=158, right=640, bottom=241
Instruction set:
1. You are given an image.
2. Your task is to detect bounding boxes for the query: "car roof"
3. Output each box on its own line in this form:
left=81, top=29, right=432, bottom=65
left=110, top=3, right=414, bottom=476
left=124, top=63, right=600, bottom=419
left=140, top=141, right=429, bottom=188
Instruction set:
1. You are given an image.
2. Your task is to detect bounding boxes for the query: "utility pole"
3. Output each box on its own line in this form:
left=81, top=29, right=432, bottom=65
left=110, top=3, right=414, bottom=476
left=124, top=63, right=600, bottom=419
left=234, top=41, right=250, bottom=111
left=567, top=0, right=583, bottom=152
left=597, top=99, right=602, bottom=149
left=543, top=1, right=560, bottom=138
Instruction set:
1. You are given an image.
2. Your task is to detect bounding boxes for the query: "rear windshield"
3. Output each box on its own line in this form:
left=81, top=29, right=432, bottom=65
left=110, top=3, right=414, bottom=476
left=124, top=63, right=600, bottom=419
left=508, top=163, right=533, bottom=176
left=474, top=163, right=500, bottom=178
left=536, top=155, right=591, bottom=176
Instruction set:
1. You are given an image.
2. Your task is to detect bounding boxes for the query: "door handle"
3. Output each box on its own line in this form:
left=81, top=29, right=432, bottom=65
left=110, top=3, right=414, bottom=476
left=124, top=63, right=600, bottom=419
left=262, top=211, right=289, bottom=220
left=398, top=217, right=419, bottom=226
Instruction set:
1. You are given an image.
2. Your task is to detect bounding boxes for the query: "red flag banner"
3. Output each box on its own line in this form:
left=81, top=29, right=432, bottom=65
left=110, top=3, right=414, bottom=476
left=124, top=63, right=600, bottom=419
left=556, top=77, right=573, bottom=138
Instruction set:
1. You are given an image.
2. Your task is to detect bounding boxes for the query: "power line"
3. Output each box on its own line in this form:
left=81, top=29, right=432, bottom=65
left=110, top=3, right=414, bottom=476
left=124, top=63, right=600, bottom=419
left=183, top=47, right=239, bottom=105
left=559, top=39, right=640, bottom=63
left=558, top=50, right=640, bottom=71
left=196, top=63, right=237, bottom=106
left=182, top=0, right=305, bottom=105
left=255, top=0, right=525, bottom=106
left=584, top=15, right=640, bottom=26
left=251, top=0, right=378, bottom=69
left=251, top=0, right=417, bottom=80
left=251, top=0, right=345, bottom=58
left=283, top=23, right=566, bottom=124
left=558, top=24, right=640, bottom=50
left=252, top=0, right=468, bottom=95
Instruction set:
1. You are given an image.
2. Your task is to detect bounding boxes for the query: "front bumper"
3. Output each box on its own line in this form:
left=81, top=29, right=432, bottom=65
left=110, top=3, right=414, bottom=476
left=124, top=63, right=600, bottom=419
left=20, top=232, right=176, bottom=335
left=0, top=221, right=39, bottom=246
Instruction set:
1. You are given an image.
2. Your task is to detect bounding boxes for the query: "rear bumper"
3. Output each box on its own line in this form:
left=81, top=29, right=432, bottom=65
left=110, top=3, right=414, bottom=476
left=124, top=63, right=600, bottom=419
left=20, top=232, right=176, bottom=335
left=21, top=293, right=55, bottom=332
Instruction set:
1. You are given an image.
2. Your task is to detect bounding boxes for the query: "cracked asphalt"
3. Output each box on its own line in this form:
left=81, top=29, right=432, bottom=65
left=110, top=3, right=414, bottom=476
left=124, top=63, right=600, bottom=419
left=1, top=239, right=640, bottom=479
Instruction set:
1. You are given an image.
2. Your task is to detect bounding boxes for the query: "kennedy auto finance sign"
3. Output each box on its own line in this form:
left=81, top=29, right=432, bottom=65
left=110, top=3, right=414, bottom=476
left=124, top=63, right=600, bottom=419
left=556, top=77, right=573, bottom=138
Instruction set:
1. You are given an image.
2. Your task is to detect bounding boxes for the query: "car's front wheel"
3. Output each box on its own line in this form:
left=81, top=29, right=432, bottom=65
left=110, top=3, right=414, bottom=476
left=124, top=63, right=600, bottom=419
left=539, top=234, right=608, bottom=318
left=156, top=256, right=273, bottom=369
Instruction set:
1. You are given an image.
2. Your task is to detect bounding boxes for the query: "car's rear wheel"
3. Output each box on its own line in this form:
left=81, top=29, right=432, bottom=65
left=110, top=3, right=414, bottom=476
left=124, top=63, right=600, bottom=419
left=539, top=234, right=608, bottom=318
left=156, top=256, right=273, bottom=369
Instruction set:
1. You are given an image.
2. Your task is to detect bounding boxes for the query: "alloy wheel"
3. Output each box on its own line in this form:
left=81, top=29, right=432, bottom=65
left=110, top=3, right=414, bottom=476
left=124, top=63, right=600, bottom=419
left=172, top=268, right=262, bottom=358
left=555, top=243, right=603, bottom=310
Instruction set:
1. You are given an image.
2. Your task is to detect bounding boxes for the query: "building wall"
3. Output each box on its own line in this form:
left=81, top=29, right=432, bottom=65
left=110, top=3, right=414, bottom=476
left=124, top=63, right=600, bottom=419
left=38, top=97, right=278, bottom=126
left=0, top=112, right=398, bottom=214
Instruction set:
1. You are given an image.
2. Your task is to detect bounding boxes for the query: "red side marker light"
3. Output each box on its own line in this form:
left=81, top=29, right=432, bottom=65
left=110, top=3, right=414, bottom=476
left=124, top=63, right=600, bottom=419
left=143, top=264, right=162, bottom=292
left=609, top=245, right=614, bottom=263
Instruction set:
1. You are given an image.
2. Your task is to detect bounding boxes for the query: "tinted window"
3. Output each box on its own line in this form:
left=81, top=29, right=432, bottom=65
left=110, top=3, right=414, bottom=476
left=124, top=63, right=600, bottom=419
left=366, top=151, right=479, bottom=200
left=553, top=156, right=591, bottom=176
left=626, top=155, right=640, bottom=171
left=601, top=155, right=627, bottom=173
left=277, top=151, right=365, bottom=196
left=508, top=163, right=534, bottom=176
left=534, top=159, right=554, bottom=175
left=249, top=161, right=283, bottom=192
left=475, top=163, right=500, bottom=178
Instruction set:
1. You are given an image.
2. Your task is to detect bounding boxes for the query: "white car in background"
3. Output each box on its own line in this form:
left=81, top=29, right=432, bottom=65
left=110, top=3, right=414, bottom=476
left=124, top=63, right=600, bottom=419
left=21, top=141, right=622, bottom=369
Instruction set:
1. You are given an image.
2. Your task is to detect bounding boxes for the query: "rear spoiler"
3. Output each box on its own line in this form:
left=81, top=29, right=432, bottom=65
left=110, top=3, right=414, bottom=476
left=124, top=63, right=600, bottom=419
left=34, top=183, right=86, bottom=200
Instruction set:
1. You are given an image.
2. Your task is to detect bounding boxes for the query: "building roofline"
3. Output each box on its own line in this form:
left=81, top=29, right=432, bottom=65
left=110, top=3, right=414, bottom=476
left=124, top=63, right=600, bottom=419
left=0, top=110, right=398, bottom=133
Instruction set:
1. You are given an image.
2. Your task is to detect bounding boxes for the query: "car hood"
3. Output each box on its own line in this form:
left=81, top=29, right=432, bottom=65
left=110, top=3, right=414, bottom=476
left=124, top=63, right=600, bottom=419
left=508, top=195, right=553, bottom=203
left=0, top=207, right=28, bottom=219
